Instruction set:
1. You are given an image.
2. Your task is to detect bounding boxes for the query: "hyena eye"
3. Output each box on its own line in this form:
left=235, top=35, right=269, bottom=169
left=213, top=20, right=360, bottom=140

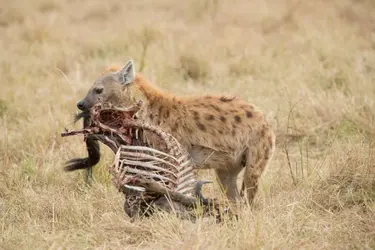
left=95, top=88, right=103, bottom=94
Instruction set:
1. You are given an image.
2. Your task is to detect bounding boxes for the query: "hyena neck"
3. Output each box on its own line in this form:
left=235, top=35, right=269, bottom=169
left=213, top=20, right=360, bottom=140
left=135, top=73, right=175, bottom=104
left=134, top=73, right=185, bottom=124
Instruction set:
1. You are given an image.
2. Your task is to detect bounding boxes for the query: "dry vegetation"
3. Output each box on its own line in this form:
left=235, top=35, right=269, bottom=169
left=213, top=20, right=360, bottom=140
left=1, top=0, right=375, bottom=249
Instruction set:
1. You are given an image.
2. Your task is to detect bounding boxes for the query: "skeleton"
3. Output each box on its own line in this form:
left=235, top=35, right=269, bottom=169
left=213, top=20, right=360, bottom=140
left=62, top=102, right=224, bottom=219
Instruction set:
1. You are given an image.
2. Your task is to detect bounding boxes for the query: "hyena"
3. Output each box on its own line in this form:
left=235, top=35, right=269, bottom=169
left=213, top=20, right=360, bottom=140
left=73, top=60, right=276, bottom=205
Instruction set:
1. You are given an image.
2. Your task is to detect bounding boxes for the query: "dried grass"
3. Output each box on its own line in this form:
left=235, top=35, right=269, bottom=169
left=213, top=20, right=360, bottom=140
left=1, top=0, right=375, bottom=249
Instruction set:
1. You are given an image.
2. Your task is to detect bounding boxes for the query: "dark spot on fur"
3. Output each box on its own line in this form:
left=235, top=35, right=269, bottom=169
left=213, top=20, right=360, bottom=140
left=165, top=109, right=170, bottom=119
left=158, top=106, right=163, bottom=115
left=220, top=116, right=226, bottom=122
left=209, top=104, right=221, bottom=112
left=234, top=115, right=241, bottom=123
left=218, top=130, right=223, bottom=134
left=232, top=124, right=238, bottom=136
left=261, top=124, right=268, bottom=136
left=196, top=122, right=206, bottom=131
left=268, top=135, right=273, bottom=146
left=246, top=111, right=253, bottom=118
left=193, top=111, right=199, bottom=120
left=264, top=147, right=270, bottom=160
left=260, top=129, right=266, bottom=136
left=220, top=96, right=235, bottom=102
left=187, top=128, right=193, bottom=134
left=171, top=123, right=179, bottom=132
left=205, top=114, right=215, bottom=121
left=149, top=113, right=154, bottom=121
left=240, top=149, right=248, bottom=167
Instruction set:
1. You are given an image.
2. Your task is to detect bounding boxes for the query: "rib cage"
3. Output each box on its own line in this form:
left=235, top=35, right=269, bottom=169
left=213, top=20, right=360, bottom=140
left=108, top=123, right=197, bottom=198
left=112, top=146, right=196, bottom=194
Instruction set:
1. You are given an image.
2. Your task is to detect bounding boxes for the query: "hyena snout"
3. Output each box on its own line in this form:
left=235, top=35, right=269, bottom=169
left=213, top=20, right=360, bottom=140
left=77, top=100, right=86, bottom=111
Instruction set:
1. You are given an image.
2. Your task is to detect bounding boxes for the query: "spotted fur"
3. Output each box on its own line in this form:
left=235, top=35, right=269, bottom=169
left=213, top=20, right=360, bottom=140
left=76, top=60, right=276, bottom=205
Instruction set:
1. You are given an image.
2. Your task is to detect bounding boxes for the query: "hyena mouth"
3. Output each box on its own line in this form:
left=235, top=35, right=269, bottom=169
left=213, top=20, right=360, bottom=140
left=65, top=101, right=145, bottom=152
left=61, top=101, right=225, bottom=220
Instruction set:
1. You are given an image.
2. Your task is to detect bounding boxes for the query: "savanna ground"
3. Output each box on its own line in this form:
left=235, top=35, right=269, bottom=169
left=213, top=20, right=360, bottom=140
left=1, top=0, right=375, bottom=249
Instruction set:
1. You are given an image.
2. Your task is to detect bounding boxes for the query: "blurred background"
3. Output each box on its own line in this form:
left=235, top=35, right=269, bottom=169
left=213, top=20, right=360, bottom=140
left=0, top=0, right=375, bottom=249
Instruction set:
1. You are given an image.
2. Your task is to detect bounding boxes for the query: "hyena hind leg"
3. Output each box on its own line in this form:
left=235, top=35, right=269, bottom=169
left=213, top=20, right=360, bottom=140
left=241, top=152, right=272, bottom=206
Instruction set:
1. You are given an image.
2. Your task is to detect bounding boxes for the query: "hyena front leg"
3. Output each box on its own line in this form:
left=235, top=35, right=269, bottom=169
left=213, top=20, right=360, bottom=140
left=189, top=146, right=243, bottom=202
left=215, top=168, right=243, bottom=202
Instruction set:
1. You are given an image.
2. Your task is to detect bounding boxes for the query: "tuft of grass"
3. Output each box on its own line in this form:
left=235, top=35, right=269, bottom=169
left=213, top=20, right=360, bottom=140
left=189, top=0, right=220, bottom=21
left=228, top=58, right=261, bottom=77
left=311, top=139, right=375, bottom=212
left=38, top=0, right=61, bottom=12
left=0, top=99, right=7, bottom=117
left=21, top=25, right=51, bottom=43
left=81, top=37, right=131, bottom=60
left=0, top=8, right=24, bottom=27
left=179, top=54, right=209, bottom=81
left=134, top=26, right=162, bottom=72
left=83, top=8, right=110, bottom=21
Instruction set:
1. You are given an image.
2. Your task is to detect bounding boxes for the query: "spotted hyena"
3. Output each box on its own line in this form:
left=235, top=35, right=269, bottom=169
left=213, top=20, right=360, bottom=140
left=75, top=60, right=276, bottom=205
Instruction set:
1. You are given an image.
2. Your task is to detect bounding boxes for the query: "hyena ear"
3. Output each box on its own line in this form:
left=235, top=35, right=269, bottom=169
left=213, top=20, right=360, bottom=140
left=118, top=60, right=135, bottom=86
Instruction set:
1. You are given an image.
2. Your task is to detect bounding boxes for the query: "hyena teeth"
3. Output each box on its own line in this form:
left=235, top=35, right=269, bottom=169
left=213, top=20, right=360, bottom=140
left=135, top=128, right=139, bottom=140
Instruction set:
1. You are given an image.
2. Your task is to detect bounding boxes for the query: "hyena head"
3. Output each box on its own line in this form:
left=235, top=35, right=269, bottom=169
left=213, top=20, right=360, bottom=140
left=76, top=60, right=137, bottom=115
